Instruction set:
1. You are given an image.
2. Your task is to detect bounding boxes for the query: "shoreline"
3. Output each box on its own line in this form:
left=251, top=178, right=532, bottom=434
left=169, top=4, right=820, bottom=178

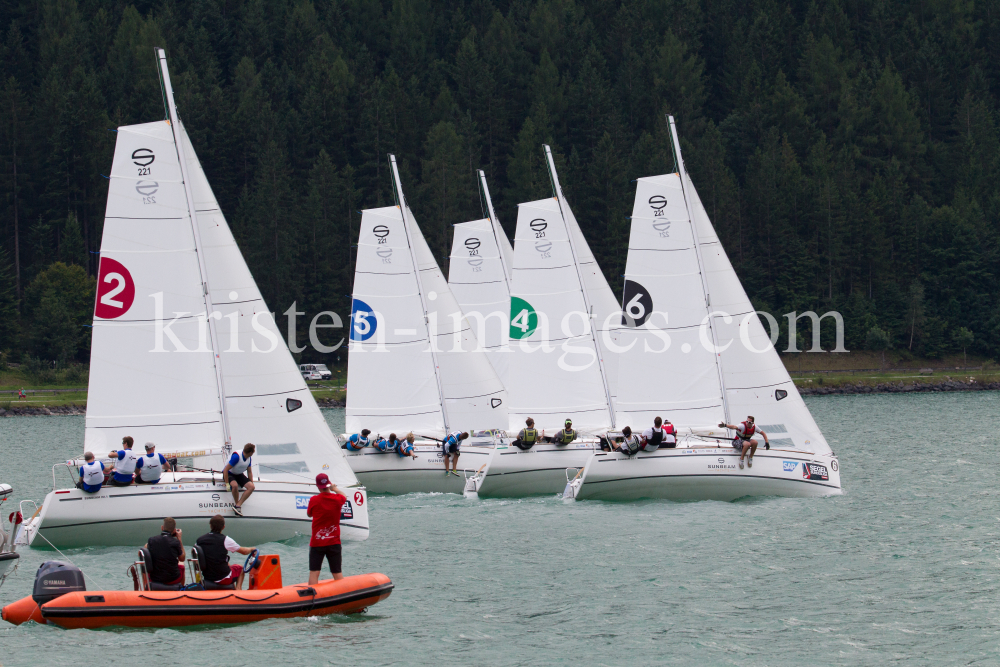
left=799, top=378, right=999, bottom=396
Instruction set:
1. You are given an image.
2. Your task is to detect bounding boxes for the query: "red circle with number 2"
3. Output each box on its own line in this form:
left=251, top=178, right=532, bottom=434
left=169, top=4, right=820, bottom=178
left=354, top=491, right=364, bottom=506
left=94, top=257, right=135, bottom=319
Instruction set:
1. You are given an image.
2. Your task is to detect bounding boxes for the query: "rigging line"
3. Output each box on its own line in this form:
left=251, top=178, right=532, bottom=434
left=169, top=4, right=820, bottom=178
left=32, top=529, right=96, bottom=583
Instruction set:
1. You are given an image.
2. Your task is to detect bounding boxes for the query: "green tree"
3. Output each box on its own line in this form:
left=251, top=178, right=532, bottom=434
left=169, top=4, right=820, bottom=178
left=22, top=262, right=95, bottom=362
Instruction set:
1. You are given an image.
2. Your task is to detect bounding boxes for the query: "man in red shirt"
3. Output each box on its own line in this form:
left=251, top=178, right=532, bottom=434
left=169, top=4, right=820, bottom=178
left=307, top=473, right=347, bottom=585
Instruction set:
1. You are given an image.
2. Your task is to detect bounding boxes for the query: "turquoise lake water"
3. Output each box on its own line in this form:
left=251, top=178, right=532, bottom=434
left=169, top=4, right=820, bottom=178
left=1, top=393, right=999, bottom=665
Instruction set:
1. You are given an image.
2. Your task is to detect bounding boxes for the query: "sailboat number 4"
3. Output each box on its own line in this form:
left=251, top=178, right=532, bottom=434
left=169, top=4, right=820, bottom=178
left=509, top=297, right=538, bottom=339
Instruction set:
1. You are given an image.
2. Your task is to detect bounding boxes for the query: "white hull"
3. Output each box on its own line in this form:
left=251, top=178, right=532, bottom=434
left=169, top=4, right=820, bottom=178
left=347, top=444, right=496, bottom=495
left=22, top=473, right=369, bottom=549
left=480, top=441, right=599, bottom=497
left=573, top=445, right=842, bottom=501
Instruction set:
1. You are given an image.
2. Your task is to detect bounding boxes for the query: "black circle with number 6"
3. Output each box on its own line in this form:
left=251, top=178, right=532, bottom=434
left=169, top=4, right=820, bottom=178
left=621, top=279, right=653, bottom=327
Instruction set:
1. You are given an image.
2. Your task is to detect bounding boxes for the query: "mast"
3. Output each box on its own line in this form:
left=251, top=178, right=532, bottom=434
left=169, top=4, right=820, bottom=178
left=388, top=154, right=450, bottom=432
left=156, top=48, right=233, bottom=454
left=477, top=169, right=512, bottom=289
left=668, top=115, right=730, bottom=424
left=542, top=145, right=616, bottom=428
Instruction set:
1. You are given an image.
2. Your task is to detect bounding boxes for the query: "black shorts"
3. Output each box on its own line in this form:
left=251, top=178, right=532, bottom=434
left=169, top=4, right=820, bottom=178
left=442, top=442, right=459, bottom=456
left=135, top=477, right=160, bottom=484
left=226, top=471, right=250, bottom=487
left=109, top=477, right=132, bottom=486
left=309, top=544, right=342, bottom=574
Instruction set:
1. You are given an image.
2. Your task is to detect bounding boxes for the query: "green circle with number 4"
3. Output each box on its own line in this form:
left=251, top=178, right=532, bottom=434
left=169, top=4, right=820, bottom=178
left=509, top=297, right=538, bottom=339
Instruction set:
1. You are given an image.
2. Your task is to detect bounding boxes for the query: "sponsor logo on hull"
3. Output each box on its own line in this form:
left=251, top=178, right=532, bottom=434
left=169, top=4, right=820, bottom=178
left=802, top=463, right=829, bottom=481
left=708, top=457, right=737, bottom=470
left=782, top=461, right=798, bottom=472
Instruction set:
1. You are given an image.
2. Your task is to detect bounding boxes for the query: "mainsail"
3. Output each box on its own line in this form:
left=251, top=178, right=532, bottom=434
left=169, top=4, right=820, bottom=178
left=613, top=172, right=727, bottom=429
left=346, top=157, right=508, bottom=436
left=447, top=173, right=513, bottom=385
left=86, top=50, right=358, bottom=485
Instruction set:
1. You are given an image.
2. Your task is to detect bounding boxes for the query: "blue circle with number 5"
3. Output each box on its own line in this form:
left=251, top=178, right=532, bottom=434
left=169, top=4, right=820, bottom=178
left=350, top=299, right=377, bottom=341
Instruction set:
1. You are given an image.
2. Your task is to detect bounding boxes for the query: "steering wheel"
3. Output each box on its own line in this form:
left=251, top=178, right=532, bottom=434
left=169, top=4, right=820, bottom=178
left=244, top=548, right=261, bottom=571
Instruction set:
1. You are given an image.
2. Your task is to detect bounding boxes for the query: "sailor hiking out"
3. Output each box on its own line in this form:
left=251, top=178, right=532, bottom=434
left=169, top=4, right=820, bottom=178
left=108, top=436, right=139, bottom=486
left=374, top=434, right=399, bottom=453
left=553, top=419, right=577, bottom=446
left=719, top=416, right=770, bottom=469
left=135, top=442, right=171, bottom=484
left=344, top=430, right=372, bottom=451
left=223, top=443, right=256, bottom=516
left=513, top=418, right=541, bottom=451
left=613, top=426, right=642, bottom=456
left=77, top=452, right=105, bottom=493
left=441, top=431, right=469, bottom=475
left=396, top=433, right=418, bottom=459
left=641, top=417, right=670, bottom=452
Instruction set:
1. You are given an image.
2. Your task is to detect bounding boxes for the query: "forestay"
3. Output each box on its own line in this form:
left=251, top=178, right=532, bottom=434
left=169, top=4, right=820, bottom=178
left=179, top=124, right=358, bottom=484
left=449, top=218, right=511, bottom=384
left=613, top=174, right=726, bottom=430
left=687, top=176, right=831, bottom=454
left=508, top=198, right=612, bottom=431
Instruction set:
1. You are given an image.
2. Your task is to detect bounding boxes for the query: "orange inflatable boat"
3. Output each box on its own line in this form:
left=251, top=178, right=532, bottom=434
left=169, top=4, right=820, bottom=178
left=3, top=572, right=393, bottom=629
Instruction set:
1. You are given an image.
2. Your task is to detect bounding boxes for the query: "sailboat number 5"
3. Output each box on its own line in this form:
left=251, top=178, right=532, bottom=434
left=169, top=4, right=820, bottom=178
left=94, top=257, right=135, bottom=319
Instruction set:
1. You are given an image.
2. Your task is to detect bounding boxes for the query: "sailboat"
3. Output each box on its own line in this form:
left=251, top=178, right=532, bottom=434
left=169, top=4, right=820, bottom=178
left=472, top=147, right=618, bottom=497
left=342, top=156, right=510, bottom=494
left=447, top=170, right=514, bottom=385
left=565, top=117, right=842, bottom=501
left=19, top=50, right=369, bottom=548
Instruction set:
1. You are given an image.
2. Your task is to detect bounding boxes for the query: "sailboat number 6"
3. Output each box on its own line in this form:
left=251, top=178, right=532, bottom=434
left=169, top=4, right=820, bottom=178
left=94, top=257, right=135, bottom=319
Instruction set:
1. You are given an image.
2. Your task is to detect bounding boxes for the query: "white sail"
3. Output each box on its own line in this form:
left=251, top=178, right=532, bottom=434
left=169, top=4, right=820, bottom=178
left=179, top=125, right=359, bottom=483
left=544, top=150, right=622, bottom=408
left=686, top=175, right=831, bottom=454
left=346, top=206, right=446, bottom=435
left=613, top=173, right=727, bottom=430
left=347, top=158, right=509, bottom=436
left=87, top=120, right=225, bottom=454
left=448, top=218, right=511, bottom=383
left=508, top=197, right=612, bottom=431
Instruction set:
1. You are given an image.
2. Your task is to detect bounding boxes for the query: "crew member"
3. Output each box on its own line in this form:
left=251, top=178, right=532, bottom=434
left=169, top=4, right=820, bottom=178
left=145, top=517, right=185, bottom=587
left=396, top=433, right=418, bottom=459
left=108, top=435, right=139, bottom=486
left=641, top=417, right=666, bottom=452
left=307, top=473, right=347, bottom=585
left=135, top=442, right=171, bottom=484
left=344, top=429, right=372, bottom=451
left=223, top=443, right=256, bottom=517
left=374, top=434, right=398, bottom=453
left=512, top=418, right=541, bottom=451
left=195, top=515, right=256, bottom=590
left=612, top=426, right=641, bottom=456
left=441, top=431, right=468, bottom=475
left=662, top=419, right=678, bottom=448
left=77, top=452, right=104, bottom=493
left=719, top=416, right=769, bottom=469
left=553, top=419, right=577, bottom=446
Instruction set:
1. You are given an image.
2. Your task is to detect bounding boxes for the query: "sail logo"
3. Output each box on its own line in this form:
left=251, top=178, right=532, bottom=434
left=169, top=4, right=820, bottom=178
left=621, top=280, right=653, bottom=327
left=132, top=148, right=154, bottom=176
left=94, top=257, right=136, bottom=319
left=465, top=237, right=484, bottom=272
left=649, top=195, right=667, bottom=215
left=509, top=297, right=538, bottom=340
left=350, top=298, right=377, bottom=341
left=529, top=218, right=547, bottom=238
left=534, top=240, right=552, bottom=258
left=782, top=461, right=798, bottom=472
left=373, top=225, right=390, bottom=243
left=376, top=246, right=393, bottom=264
left=135, top=180, right=158, bottom=205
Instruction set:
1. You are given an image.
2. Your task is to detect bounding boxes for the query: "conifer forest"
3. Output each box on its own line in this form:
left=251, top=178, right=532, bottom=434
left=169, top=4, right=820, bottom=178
left=1, top=0, right=999, bottom=365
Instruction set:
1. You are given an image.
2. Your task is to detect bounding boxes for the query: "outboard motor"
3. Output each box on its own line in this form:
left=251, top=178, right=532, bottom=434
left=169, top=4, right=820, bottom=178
left=32, top=561, right=85, bottom=604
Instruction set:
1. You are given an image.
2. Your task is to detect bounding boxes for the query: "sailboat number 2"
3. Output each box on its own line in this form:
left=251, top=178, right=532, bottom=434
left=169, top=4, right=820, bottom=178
left=94, top=257, right=136, bottom=319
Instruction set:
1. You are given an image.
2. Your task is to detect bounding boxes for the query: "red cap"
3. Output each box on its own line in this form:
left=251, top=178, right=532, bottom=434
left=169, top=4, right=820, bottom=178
left=315, top=473, right=332, bottom=489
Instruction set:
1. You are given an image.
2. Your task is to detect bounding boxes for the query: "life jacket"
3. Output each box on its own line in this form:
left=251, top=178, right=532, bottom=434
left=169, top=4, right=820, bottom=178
left=444, top=431, right=463, bottom=447
left=737, top=421, right=756, bottom=440
left=80, top=461, right=104, bottom=487
left=229, top=452, right=252, bottom=475
left=138, top=453, right=164, bottom=481
left=522, top=428, right=538, bottom=444
left=375, top=438, right=397, bottom=453
left=555, top=429, right=576, bottom=445
left=396, top=440, right=414, bottom=457
left=620, top=435, right=641, bottom=456
left=114, top=448, right=139, bottom=480
left=662, top=423, right=677, bottom=444
left=346, top=434, right=370, bottom=451
left=641, top=427, right=663, bottom=451
left=195, top=532, right=232, bottom=582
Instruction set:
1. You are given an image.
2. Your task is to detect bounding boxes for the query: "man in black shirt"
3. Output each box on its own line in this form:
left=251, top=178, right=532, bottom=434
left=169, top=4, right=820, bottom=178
left=195, top=515, right=256, bottom=589
left=145, top=517, right=185, bottom=586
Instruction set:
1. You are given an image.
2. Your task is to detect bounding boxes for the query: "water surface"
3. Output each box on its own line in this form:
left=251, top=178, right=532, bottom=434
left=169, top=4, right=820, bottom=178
left=1, top=393, right=998, bottom=665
